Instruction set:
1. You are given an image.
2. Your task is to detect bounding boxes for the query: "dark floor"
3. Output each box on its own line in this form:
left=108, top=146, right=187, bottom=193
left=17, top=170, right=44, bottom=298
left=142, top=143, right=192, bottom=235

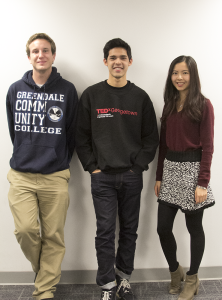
left=1, top=280, right=222, bottom=300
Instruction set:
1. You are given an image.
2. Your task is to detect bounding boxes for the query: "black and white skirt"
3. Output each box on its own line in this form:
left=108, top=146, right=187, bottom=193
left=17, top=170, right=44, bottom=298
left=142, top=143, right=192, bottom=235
left=158, top=150, right=215, bottom=214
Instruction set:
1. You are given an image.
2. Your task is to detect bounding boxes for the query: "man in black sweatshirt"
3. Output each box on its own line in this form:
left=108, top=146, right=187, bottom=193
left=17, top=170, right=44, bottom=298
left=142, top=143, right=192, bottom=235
left=76, top=38, right=159, bottom=300
left=6, top=33, right=78, bottom=300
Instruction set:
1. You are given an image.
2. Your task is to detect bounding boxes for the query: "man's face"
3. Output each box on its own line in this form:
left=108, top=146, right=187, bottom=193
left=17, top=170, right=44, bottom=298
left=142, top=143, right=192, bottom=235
left=103, top=47, right=132, bottom=80
left=28, top=39, right=56, bottom=73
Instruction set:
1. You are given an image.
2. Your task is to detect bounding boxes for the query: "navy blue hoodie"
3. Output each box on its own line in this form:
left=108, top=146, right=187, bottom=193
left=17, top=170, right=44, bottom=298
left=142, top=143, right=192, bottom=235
left=6, top=67, right=78, bottom=174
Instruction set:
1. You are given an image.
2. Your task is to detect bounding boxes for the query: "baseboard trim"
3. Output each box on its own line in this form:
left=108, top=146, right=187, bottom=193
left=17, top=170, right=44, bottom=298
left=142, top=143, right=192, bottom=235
left=0, top=267, right=221, bottom=284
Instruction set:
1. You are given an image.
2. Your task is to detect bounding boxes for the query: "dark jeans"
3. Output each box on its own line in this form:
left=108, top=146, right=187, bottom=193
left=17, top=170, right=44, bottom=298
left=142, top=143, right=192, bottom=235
left=91, top=170, right=143, bottom=287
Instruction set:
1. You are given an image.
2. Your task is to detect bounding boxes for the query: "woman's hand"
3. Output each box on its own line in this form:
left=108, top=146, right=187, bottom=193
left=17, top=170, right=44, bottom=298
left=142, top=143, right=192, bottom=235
left=195, top=187, right=207, bottom=203
left=154, top=181, right=161, bottom=197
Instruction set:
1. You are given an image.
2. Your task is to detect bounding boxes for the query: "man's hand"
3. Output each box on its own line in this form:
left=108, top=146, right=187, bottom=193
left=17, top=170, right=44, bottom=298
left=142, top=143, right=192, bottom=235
left=195, top=187, right=207, bottom=203
left=92, top=169, right=101, bottom=174
left=154, top=181, right=161, bottom=197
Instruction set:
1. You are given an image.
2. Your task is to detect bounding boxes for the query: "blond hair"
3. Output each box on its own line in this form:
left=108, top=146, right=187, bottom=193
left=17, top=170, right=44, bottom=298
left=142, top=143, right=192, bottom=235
left=26, top=33, right=56, bottom=56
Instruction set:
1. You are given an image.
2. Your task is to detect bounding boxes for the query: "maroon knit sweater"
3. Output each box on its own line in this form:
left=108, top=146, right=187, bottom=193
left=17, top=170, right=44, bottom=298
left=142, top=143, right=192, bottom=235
left=156, top=99, right=214, bottom=188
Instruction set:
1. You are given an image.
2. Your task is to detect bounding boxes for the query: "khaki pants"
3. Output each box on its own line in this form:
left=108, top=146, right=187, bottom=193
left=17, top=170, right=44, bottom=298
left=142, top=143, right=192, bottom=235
left=7, top=168, right=70, bottom=299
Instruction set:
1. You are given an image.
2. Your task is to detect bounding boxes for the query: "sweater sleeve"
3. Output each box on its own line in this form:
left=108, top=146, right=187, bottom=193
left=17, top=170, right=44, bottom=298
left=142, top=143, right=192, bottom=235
left=198, top=99, right=214, bottom=188
left=66, top=85, right=79, bottom=162
left=6, top=87, right=15, bottom=144
left=156, top=120, right=168, bottom=181
left=131, top=98, right=159, bottom=174
left=76, top=90, right=98, bottom=173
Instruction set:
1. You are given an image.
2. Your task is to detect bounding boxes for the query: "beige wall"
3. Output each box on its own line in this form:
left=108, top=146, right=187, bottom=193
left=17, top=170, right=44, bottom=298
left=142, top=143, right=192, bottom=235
left=0, top=0, right=221, bottom=273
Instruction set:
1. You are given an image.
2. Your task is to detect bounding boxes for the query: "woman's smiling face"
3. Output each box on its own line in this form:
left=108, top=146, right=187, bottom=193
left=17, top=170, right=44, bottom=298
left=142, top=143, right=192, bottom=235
left=171, top=61, right=190, bottom=94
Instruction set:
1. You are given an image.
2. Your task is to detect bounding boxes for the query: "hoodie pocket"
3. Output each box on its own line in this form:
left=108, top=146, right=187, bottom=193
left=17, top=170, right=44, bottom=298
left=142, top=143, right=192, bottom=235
left=12, top=143, right=58, bottom=173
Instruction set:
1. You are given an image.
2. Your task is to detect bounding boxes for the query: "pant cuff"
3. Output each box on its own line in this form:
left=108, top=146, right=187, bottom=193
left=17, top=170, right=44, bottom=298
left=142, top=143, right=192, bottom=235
left=33, top=291, right=54, bottom=300
left=100, top=281, right=116, bottom=290
left=115, top=268, right=131, bottom=280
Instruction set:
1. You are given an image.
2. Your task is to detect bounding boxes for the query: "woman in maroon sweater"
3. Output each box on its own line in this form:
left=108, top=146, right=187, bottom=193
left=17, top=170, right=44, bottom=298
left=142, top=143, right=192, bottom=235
left=154, top=56, right=215, bottom=300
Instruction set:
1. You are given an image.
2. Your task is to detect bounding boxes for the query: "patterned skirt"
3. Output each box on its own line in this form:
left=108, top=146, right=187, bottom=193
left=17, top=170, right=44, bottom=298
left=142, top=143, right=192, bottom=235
left=158, top=150, right=215, bottom=214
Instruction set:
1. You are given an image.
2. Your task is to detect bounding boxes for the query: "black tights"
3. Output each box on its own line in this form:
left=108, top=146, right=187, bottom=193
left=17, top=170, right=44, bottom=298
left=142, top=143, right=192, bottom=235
left=157, top=203, right=205, bottom=275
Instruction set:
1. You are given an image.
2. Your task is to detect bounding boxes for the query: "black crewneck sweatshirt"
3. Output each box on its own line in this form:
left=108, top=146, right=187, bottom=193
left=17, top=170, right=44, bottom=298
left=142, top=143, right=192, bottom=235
left=76, top=81, right=159, bottom=174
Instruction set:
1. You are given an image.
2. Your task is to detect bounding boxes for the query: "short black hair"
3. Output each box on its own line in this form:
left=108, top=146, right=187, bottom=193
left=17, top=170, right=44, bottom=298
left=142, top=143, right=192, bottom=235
left=103, top=38, right=132, bottom=60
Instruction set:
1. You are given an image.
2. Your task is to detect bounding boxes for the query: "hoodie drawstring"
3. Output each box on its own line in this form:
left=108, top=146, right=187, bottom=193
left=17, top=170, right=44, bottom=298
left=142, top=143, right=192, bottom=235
left=29, top=85, right=36, bottom=141
left=29, top=85, right=46, bottom=141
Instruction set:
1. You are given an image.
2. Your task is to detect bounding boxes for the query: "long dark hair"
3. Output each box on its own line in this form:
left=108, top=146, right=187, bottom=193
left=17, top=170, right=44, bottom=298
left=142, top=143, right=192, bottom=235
left=161, top=55, right=205, bottom=123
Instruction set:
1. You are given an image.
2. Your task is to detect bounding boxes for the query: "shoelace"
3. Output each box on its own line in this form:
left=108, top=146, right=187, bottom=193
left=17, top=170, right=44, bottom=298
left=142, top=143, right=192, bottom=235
left=117, top=278, right=132, bottom=294
left=102, top=290, right=112, bottom=300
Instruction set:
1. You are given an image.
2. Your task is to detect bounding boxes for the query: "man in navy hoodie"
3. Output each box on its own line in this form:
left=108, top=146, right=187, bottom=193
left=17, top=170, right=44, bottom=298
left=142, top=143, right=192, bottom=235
left=6, top=33, right=78, bottom=300
left=76, top=38, right=159, bottom=300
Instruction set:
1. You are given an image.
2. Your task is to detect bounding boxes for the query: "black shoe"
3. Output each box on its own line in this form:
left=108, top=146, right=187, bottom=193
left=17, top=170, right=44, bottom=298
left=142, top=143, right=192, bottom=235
left=100, top=286, right=116, bottom=300
left=116, top=275, right=136, bottom=300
